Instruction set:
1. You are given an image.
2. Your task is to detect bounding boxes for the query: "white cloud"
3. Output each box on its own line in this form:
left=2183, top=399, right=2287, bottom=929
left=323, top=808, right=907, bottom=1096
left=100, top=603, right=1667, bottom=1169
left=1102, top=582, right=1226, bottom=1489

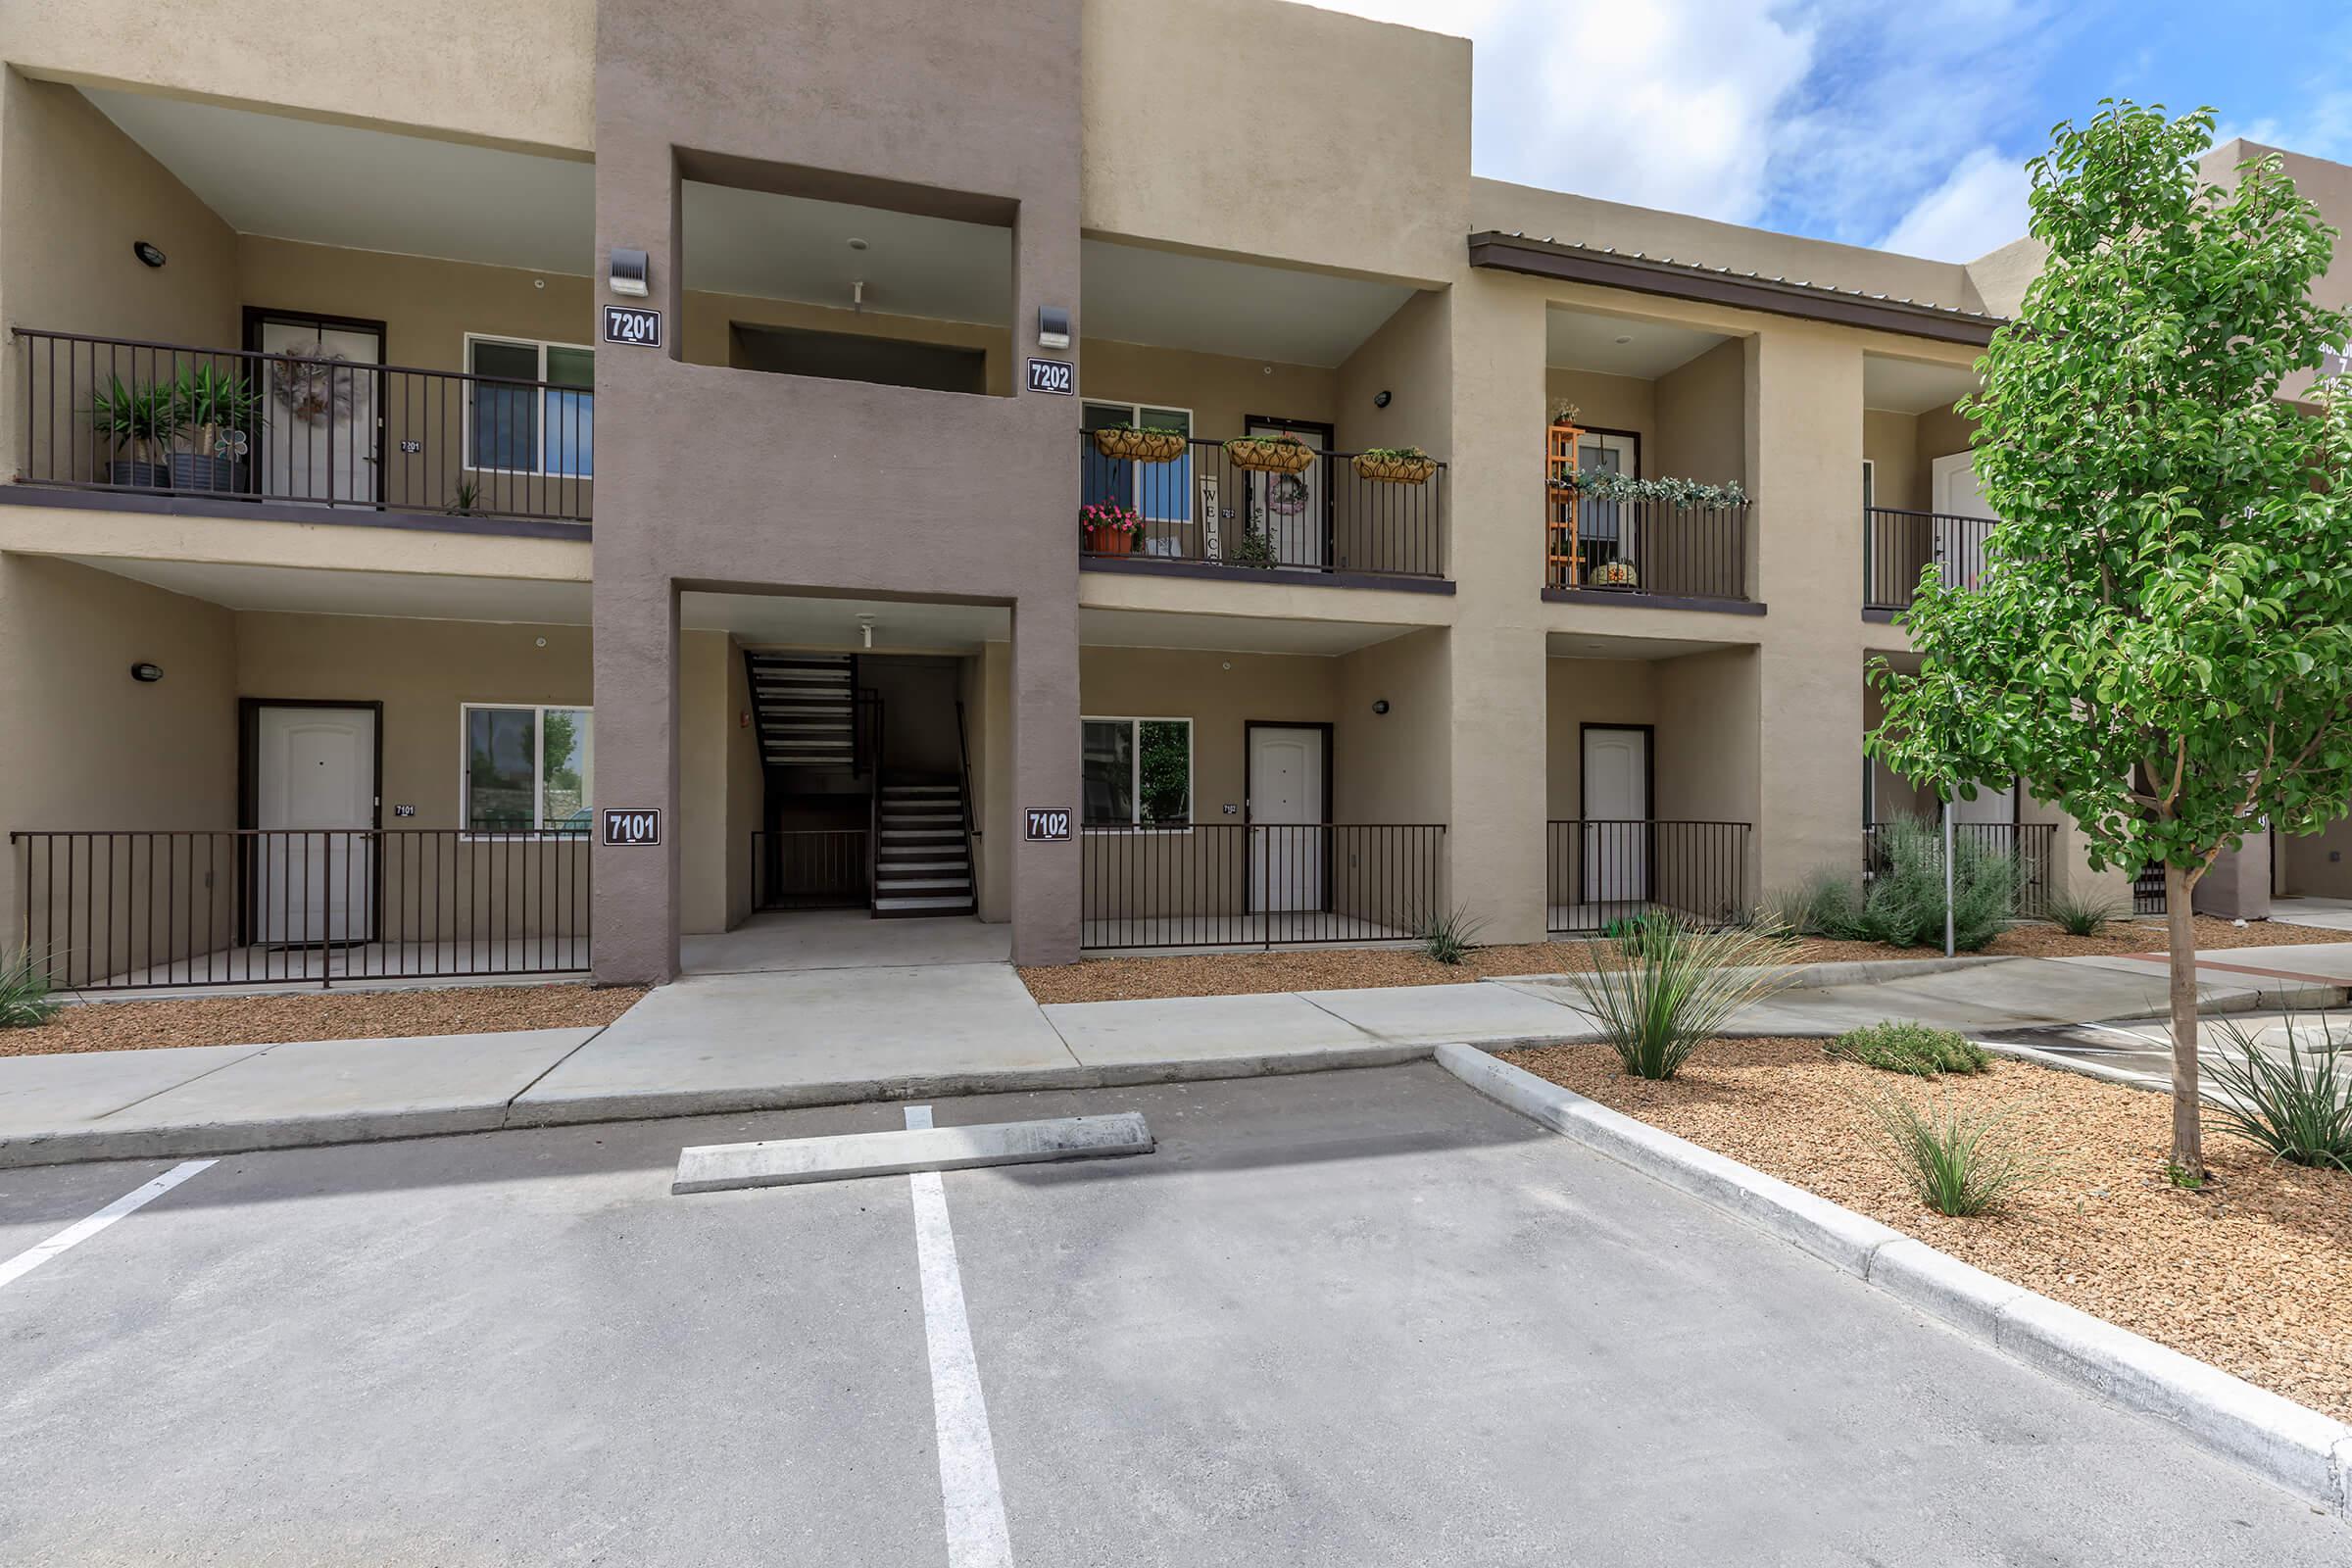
left=1877, top=146, right=2033, bottom=261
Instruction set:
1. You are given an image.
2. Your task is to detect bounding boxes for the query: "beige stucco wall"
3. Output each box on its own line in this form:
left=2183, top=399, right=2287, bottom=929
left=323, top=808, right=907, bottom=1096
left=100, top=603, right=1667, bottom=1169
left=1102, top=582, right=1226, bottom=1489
left=1080, top=0, right=1468, bottom=285
left=1081, top=338, right=1335, bottom=442
left=0, top=2, right=595, bottom=155
left=0, top=555, right=238, bottom=983
left=676, top=630, right=735, bottom=937
left=1545, top=369, right=1655, bottom=456
left=1653, top=338, right=1747, bottom=485
left=1863, top=409, right=1921, bottom=513
left=1544, top=659, right=1659, bottom=817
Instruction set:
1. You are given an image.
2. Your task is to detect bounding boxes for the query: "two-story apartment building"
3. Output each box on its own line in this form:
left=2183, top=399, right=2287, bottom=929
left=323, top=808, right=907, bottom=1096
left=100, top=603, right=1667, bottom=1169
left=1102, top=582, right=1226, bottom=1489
left=2, top=0, right=2346, bottom=993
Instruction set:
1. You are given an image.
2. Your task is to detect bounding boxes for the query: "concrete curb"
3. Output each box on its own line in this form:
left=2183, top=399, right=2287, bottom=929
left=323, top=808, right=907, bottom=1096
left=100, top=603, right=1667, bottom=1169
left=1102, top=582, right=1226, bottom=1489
left=1485, top=955, right=2003, bottom=993
left=1432, top=1042, right=2352, bottom=1518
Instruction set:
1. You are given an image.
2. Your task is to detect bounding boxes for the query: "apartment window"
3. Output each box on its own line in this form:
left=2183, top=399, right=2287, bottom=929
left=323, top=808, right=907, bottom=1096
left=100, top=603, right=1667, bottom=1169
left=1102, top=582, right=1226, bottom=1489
left=463, top=705, right=593, bottom=832
left=466, top=335, right=595, bottom=477
left=1082, top=716, right=1192, bottom=827
left=1081, top=401, right=1194, bottom=523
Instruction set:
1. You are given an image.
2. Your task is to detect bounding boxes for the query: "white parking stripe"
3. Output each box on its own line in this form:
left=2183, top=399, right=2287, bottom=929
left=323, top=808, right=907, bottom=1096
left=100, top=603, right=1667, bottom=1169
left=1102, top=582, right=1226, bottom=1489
left=0, top=1160, right=215, bottom=1293
left=904, top=1104, right=1015, bottom=1568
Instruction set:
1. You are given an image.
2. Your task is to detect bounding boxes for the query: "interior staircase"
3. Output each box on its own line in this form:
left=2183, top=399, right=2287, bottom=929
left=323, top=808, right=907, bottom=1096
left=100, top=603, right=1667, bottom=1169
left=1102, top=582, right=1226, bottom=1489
left=746, top=654, right=858, bottom=769
left=873, top=777, right=976, bottom=916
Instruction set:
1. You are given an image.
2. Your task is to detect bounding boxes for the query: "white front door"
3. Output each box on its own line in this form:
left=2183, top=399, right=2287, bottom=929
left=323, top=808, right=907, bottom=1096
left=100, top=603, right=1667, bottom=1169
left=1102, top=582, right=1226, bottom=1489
left=1250, top=725, right=1326, bottom=913
left=1952, top=778, right=2016, bottom=826
left=1931, top=451, right=1993, bottom=590
left=1246, top=420, right=1326, bottom=569
left=1582, top=726, right=1649, bottom=904
left=255, top=706, right=377, bottom=945
left=258, top=319, right=382, bottom=506
left=1579, top=431, right=1638, bottom=578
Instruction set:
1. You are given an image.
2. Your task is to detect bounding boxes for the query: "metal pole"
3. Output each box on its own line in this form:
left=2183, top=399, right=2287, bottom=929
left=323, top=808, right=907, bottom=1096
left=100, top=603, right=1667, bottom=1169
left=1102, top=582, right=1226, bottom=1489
left=1943, top=792, right=1956, bottom=958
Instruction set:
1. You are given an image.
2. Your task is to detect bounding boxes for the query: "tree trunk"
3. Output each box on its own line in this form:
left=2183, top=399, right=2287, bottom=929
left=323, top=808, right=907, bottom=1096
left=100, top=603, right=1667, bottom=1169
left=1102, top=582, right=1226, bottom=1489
left=2165, top=862, right=2203, bottom=1177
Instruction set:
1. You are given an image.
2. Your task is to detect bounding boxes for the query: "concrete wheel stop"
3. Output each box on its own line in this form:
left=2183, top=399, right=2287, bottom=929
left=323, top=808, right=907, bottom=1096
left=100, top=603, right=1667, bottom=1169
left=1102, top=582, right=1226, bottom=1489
left=672, top=1111, right=1154, bottom=1195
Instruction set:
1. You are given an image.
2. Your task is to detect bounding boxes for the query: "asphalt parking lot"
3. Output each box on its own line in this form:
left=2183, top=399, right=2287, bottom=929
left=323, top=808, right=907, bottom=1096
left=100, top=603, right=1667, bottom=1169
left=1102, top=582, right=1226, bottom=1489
left=2, top=1063, right=2345, bottom=1565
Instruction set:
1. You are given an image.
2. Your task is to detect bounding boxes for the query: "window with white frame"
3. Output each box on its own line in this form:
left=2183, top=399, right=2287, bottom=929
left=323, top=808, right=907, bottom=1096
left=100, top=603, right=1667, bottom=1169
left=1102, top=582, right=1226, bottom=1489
left=465, top=335, right=594, bottom=477
left=1081, top=716, right=1192, bottom=827
left=463, top=705, right=593, bottom=832
left=1081, top=400, right=1194, bottom=522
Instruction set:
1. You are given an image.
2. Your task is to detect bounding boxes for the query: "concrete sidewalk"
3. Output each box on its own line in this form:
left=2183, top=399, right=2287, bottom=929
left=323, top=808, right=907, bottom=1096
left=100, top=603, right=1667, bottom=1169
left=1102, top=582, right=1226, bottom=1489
left=5, top=945, right=2348, bottom=1167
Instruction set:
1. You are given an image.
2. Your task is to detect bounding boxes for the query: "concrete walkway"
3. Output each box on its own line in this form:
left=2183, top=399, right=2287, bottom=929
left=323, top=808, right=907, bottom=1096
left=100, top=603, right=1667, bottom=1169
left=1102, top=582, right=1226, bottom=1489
left=6, top=943, right=2350, bottom=1167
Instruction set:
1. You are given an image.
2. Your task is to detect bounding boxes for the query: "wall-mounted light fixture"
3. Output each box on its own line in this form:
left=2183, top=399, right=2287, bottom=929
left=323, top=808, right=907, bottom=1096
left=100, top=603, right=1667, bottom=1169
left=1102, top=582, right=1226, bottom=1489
left=131, top=241, right=167, bottom=270
left=1038, top=306, right=1071, bottom=350
left=1371, top=699, right=1390, bottom=715
left=609, top=247, right=650, bottom=298
left=857, top=613, right=877, bottom=650
left=1373, top=389, right=1393, bottom=409
left=130, top=662, right=164, bottom=683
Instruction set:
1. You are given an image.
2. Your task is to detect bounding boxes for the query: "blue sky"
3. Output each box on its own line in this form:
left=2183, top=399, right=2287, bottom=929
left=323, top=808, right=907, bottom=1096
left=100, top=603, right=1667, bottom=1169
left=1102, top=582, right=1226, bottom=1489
left=1318, top=0, right=2352, bottom=261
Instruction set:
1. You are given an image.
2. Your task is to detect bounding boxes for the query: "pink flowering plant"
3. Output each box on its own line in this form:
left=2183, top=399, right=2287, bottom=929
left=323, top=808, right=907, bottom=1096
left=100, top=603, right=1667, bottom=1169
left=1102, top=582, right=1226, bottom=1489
left=1081, top=502, right=1143, bottom=537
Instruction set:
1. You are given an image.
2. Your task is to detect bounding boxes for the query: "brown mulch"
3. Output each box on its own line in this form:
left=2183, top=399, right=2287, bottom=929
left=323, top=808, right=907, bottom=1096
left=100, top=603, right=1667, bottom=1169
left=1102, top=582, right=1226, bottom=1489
left=1018, top=916, right=2351, bottom=1004
left=1502, top=1036, right=2352, bottom=1422
left=2, top=984, right=647, bottom=1057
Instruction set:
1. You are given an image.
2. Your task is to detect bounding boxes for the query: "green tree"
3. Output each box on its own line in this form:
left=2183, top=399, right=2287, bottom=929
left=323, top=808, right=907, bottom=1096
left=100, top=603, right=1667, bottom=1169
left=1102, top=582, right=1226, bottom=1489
left=1868, top=103, right=2352, bottom=1176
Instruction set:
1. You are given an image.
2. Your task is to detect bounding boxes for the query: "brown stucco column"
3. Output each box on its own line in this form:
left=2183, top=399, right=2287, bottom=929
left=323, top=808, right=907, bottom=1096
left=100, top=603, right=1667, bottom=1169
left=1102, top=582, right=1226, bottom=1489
left=1008, top=592, right=1080, bottom=964
left=591, top=575, right=680, bottom=984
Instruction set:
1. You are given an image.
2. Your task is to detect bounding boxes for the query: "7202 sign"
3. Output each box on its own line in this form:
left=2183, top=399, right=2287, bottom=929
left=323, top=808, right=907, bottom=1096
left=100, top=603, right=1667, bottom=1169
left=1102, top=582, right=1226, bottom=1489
left=1026, top=358, right=1074, bottom=395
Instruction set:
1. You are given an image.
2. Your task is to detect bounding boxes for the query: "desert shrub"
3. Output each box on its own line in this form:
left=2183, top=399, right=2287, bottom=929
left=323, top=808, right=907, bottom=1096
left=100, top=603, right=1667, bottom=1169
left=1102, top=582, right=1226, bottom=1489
left=1415, top=904, right=1486, bottom=965
left=1773, top=820, right=2020, bottom=951
left=1828, top=1019, right=1990, bottom=1077
left=1601, top=909, right=1680, bottom=958
left=1566, top=916, right=1796, bottom=1080
left=2206, top=1015, right=2352, bottom=1172
left=2044, top=887, right=2123, bottom=938
left=0, top=949, right=59, bottom=1030
left=1868, top=1092, right=2044, bottom=1216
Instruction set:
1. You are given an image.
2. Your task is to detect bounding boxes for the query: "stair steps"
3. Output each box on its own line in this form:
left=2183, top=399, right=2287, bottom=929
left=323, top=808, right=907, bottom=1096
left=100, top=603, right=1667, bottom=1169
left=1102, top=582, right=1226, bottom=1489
left=872, top=776, right=977, bottom=917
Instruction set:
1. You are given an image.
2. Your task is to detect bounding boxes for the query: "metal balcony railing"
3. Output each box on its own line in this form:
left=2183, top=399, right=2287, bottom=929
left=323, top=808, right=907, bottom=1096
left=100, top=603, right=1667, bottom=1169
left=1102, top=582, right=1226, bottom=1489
left=1864, top=820, right=2056, bottom=917
left=1080, top=822, right=1446, bottom=950
left=1863, top=507, right=1994, bottom=612
left=1079, top=433, right=1445, bottom=579
left=1545, top=489, right=1750, bottom=600
left=13, top=328, right=592, bottom=525
left=1545, top=820, right=1751, bottom=933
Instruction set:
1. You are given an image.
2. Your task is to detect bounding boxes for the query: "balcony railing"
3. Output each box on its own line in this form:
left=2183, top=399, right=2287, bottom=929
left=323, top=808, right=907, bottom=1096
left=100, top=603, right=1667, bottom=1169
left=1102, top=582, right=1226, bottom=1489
left=1864, top=820, right=2055, bottom=918
left=1081, top=822, right=1446, bottom=950
left=12, top=328, right=592, bottom=525
left=1863, top=507, right=1992, bottom=612
left=1546, top=489, right=1749, bottom=601
left=1545, top=820, right=1751, bottom=934
left=11, top=828, right=589, bottom=991
left=1079, top=434, right=1445, bottom=579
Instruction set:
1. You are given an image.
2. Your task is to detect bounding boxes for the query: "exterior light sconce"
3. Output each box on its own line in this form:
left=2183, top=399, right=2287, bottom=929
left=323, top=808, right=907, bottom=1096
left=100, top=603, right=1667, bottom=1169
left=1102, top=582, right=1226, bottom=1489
left=1371, top=699, right=1391, bottom=714
left=608, top=247, right=650, bottom=298
left=132, top=241, right=167, bottom=269
left=1373, top=389, right=1393, bottom=409
left=1038, top=306, right=1071, bottom=350
left=857, top=613, right=877, bottom=650
left=130, top=662, right=164, bottom=683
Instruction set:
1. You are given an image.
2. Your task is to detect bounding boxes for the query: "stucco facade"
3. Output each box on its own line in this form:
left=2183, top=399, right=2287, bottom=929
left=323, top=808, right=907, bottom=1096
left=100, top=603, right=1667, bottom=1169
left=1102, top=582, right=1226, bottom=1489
left=3, top=0, right=2347, bottom=988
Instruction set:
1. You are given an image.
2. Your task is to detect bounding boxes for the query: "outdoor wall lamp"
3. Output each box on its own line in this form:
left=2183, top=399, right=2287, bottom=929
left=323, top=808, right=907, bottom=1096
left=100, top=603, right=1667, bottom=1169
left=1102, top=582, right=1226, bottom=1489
left=131, top=241, right=167, bottom=269
left=609, top=247, right=650, bottom=298
left=1372, top=700, right=1391, bottom=714
left=1373, top=389, right=1393, bottom=409
left=130, top=662, right=163, bottom=683
left=1038, top=306, right=1071, bottom=350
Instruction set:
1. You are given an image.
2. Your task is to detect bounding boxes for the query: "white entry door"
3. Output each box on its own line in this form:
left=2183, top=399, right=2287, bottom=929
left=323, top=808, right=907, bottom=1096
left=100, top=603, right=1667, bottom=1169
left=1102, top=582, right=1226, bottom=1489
left=257, top=318, right=382, bottom=506
left=1583, top=726, right=1650, bottom=904
left=1250, top=725, right=1326, bottom=913
left=255, top=705, right=377, bottom=945
left=1245, top=420, right=1327, bottom=569
left=1931, top=451, right=1994, bottom=591
left=1953, top=778, right=2017, bottom=826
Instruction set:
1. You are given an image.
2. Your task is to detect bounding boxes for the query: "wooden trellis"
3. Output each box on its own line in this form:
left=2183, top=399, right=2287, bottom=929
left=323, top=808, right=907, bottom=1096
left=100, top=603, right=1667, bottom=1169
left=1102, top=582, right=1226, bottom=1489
left=1545, top=418, right=1583, bottom=587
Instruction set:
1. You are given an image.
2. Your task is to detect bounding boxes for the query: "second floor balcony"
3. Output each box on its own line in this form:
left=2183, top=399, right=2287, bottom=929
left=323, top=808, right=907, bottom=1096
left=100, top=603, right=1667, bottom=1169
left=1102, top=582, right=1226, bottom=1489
left=1862, top=506, right=1993, bottom=613
left=1078, top=430, right=1447, bottom=584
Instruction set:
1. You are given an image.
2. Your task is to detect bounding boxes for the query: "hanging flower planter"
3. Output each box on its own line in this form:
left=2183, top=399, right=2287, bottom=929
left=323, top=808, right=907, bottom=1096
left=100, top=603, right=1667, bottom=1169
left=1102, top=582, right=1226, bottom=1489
left=1081, top=502, right=1143, bottom=556
left=1223, top=432, right=1316, bottom=474
left=1351, top=446, right=1438, bottom=485
left=1091, top=425, right=1190, bottom=464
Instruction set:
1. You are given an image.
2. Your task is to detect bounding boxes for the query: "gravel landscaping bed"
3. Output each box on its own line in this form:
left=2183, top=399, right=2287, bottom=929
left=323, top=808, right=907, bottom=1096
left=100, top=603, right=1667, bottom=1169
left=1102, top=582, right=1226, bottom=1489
left=1500, top=1036, right=2352, bottom=1423
left=1019, top=916, right=2350, bottom=1004
left=2, top=984, right=647, bottom=1057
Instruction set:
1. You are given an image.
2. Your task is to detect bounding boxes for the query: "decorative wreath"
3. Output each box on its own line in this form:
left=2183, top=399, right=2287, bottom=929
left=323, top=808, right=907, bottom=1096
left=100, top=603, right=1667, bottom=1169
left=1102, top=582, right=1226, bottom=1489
left=1263, top=471, right=1311, bottom=516
left=269, top=342, right=365, bottom=425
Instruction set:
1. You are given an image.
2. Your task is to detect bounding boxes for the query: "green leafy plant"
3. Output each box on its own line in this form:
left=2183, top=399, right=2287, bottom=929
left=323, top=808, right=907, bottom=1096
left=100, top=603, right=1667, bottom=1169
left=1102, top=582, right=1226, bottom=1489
left=1415, top=903, right=1486, bottom=965
left=1359, top=445, right=1430, bottom=463
left=1829, top=1020, right=1990, bottom=1077
left=2204, top=1015, right=2352, bottom=1172
left=447, top=479, right=482, bottom=517
left=1771, top=822, right=2018, bottom=950
left=1228, top=525, right=1279, bottom=569
left=1868, top=1092, right=2045, bottom=1217
left=1602, top=909, right=1679, bottom=958
left=172, top=362, right=261, bottom=436
left=1868, top=102, right=2352, bottom=1176
left=1223, top=431, right=1310, bottom=458
left=0, top=949, right=60, bottom=1030
left=1565, top=916, right=1796, bottom=1080
left=1548, top=468, right=1749, bottom=508
left=88, top=374, right=177, bottom=466
left=2044, top=888, right=2123, bottom=938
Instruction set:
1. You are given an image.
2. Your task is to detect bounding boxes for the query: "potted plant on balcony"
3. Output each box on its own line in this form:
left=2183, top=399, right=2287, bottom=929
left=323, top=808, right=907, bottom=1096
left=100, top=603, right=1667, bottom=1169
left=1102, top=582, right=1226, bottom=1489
left=1082, top=501, right=1144, bottom=556
left=1090, top=423, right=1190, bottom=464
left=1589, top=559, right=1640, bottom=588
left=89, top=373, right=175, bottom=489
left=1351, top=445, right=1439, bottom=484
left=168, top=362, right=260, bottom=494
left=1222, top=430, right=1316, bottom=474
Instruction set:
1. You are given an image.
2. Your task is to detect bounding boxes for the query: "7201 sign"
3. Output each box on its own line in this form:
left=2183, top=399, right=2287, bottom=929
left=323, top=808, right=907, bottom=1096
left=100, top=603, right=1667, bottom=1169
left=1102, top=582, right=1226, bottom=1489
left=602, top=305, right=662, bottom=346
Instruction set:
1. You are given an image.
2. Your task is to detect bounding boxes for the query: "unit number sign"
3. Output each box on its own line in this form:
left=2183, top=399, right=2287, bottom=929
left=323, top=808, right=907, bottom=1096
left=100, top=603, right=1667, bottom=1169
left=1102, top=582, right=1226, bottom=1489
left=1025, top=808, right=1072, bottom=841
left=602, top=808, right=663, bottom=847
left=1026, top=358, right=1074, bottom=395
left=602, top=305, right=663, bottom=346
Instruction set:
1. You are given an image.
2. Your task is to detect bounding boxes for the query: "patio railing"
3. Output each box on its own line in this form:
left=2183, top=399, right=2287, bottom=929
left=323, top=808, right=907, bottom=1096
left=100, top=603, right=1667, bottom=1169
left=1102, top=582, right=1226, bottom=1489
left=13, top=328, right=593, bottom=525
left=1081, top=823, right=1446, bottom=950
left=11, top=828, right=590, bottom=991
left=1545, top=820, right=1751, bottom=935
left=752, top=829, right=871, bottom=910
left=1864, top=820, right=2056, bottom=918
left=1079, top=433, right=1446, bottom=579
left=1863, top=507, right=1994, bottom=612
left=1546, top=492, right=1750, bottom=600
